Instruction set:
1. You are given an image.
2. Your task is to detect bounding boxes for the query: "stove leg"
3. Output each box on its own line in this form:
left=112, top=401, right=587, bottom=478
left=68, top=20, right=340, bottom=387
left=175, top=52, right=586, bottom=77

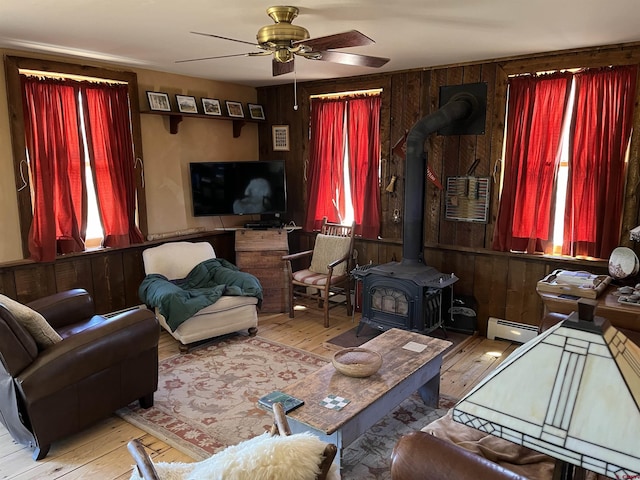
left=440, top=323, right=448, bottom=339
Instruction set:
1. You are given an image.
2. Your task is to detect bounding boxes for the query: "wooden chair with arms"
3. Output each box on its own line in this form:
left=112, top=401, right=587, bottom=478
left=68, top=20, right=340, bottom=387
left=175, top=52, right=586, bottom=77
left=128, top=402, right=338, bottom=480
left=282, top=218, right=356, bottom=327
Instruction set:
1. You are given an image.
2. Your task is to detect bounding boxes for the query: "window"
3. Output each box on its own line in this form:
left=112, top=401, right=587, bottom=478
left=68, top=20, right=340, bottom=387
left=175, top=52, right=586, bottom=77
left=493, top=65, right=637, bottom=259
left=23, top=91, right=105, bottom=248
left=5, top=57, right=147, bottom=262
left=305, top=90, right=382, bottom=239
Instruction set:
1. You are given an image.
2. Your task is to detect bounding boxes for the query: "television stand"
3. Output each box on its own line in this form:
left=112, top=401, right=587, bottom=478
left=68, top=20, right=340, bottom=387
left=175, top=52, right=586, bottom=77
left=244, top=220, right=283, bottom=229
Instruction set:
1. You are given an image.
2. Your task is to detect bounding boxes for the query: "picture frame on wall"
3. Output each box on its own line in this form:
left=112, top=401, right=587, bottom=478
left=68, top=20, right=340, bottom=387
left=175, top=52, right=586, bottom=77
left=247, top=103, right=265, bottom=120
left=176, top=94, right=198, bottom=114
left=225, top=100, right=245, bottom=118
left=146, top=91, right=171, bottom=112
left=201, top=98, right=222, bottom=116
left=272, top=125, right=290, bottom=151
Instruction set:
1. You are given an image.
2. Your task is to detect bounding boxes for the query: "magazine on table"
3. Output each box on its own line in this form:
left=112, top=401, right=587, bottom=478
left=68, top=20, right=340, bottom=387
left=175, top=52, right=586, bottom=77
left=258, top=391, right=305, bottom=413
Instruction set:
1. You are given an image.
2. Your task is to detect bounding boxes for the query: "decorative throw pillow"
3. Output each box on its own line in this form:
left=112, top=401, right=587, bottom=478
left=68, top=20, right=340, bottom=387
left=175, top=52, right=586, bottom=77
left=309, top=234, right=351, bottom=277
left=0, top=294, right=62, bottom=349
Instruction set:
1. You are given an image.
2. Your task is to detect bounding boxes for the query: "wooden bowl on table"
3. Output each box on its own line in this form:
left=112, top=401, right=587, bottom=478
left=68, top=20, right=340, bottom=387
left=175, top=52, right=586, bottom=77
left=332, top=347, right=383, bottom=378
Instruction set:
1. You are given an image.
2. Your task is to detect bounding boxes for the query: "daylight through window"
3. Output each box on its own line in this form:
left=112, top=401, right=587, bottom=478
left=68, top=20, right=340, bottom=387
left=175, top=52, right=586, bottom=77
left=19, top=70, right=143, bottom=261
left=305, top=89, right=383, bottom=239
left=493, top=65, right=637, bottom=259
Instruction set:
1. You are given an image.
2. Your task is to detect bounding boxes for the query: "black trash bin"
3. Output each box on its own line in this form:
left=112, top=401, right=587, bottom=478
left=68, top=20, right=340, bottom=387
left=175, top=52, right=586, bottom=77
left=446, top=295, right=478, bottom=334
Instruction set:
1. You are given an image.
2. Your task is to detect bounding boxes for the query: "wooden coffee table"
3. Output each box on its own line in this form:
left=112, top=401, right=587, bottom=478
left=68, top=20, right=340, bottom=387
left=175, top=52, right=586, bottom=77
left=282, top=328, right=452, bottom=467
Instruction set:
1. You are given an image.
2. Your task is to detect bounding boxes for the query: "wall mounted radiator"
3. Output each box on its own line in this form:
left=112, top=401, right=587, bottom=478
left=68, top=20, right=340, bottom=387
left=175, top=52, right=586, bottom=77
left=487, top=317, right=538, bottom=343
left=104, top=304, right=146, bottom=318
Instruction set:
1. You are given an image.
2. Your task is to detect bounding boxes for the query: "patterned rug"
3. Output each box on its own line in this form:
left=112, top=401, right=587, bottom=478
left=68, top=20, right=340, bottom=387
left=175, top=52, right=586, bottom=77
left=117, top=334, right=452, bottom=479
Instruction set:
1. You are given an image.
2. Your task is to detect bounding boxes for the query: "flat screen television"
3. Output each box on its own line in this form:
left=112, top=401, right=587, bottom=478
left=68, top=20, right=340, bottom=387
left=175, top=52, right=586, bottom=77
left=189, top=160, right=287, bottom=217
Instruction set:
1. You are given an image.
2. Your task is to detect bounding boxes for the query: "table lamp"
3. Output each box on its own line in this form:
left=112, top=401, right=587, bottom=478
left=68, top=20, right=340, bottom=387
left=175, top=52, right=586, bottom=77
left=453, top=301, right=640, bottom=479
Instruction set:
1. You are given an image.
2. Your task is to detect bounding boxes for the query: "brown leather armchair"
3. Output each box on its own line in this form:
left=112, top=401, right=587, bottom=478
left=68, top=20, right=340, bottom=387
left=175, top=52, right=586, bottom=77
left=390, top=306, right=634, bottom=480
left=0, top=289, right=159, bottom=460
left=391, top=431, right=530, bottom=480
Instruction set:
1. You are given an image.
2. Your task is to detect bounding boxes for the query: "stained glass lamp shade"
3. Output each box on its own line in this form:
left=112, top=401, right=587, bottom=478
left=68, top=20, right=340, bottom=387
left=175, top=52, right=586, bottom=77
left=453, top=311, right=640, bottom=479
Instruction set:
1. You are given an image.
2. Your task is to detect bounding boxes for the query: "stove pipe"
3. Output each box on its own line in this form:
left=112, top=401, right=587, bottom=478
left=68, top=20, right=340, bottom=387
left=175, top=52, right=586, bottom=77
left=402, top=93, right=478, bottom=265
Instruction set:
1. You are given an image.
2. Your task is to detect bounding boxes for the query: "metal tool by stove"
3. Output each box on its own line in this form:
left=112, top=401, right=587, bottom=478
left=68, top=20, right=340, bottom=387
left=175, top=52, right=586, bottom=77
left=463, top=158, right=481, bottom=198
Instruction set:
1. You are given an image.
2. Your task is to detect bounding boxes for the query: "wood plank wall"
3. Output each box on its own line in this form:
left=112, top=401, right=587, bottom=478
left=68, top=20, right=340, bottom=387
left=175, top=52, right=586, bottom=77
left=2, top=43, right=639, bottom=336
left=257, top=42, right=640, bottom=335
left=0, top=233, right=235, bottom=314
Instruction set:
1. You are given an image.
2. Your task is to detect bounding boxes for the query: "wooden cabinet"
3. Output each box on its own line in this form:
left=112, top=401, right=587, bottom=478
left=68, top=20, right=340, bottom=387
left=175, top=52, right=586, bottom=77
left=235, top=229, right=289, bottom=313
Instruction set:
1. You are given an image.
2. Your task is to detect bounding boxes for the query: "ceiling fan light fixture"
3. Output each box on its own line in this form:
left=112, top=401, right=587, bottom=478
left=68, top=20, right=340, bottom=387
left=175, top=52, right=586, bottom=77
left=298, top=51, right=322, bottom=60
left=183, top=5, right=389, bottom=77
left=257, top=23, right=309, bottom=45
left=273, top=48, right=294, bottom=63
left=266, top=5, right=299, bottom=24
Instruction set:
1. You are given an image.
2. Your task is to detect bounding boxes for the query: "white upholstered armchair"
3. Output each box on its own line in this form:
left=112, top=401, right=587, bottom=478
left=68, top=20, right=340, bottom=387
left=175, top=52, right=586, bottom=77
left=141, top=241, right=259, bottom=351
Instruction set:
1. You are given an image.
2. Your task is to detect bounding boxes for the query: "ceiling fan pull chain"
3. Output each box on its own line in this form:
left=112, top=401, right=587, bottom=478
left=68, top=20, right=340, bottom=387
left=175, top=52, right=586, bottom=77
left=293, top=67, right=299, bottom=111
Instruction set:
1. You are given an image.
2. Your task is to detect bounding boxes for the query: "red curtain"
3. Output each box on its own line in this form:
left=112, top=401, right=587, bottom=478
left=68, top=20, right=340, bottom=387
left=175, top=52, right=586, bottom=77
left=21, top=76, right=142, bottom=262
left=305, top=98, right=346, bottom=231
left=22, top=77, right=86, bottom=262
left=82, top=84, right=143, bottom=247
left=305, top=95, right=382, bottom=236
left=562, top=66, right=637, bottom=258
left=492, top=73, right=572, bottom=253
left=347, top=95, right=381, bottom=238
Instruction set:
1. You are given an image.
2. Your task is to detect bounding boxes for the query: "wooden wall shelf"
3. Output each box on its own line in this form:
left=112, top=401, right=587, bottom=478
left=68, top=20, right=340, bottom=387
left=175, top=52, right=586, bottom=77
left=140, top=110, right=264, bottom=137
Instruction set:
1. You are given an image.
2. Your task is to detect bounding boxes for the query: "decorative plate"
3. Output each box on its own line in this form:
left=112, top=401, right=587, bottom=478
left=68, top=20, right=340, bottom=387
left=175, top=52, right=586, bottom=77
left=608, top=247, right=639, bottom=279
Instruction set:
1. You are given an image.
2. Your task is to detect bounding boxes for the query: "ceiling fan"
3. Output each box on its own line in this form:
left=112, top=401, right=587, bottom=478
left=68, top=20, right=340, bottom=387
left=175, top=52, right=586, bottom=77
left=177, top=5, right=390, bottom=76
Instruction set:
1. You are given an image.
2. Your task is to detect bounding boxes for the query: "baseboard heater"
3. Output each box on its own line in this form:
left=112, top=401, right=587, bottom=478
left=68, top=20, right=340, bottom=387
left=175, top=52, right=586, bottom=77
left=103, top=304, right=146, bottom=318
left=487, top=317, right=538, bottom=343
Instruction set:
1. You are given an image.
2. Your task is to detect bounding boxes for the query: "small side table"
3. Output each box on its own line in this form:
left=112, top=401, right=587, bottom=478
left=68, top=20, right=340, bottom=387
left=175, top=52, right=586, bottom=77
left=537, top=284, right=640, bottom=332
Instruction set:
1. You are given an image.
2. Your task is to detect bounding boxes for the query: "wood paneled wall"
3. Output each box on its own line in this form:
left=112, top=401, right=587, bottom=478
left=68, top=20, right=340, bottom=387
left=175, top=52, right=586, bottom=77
left=0, top=233, right=234, bottom=314
left=258, top=42, right=640, bottom=334
left=2, top=43, right=639, bottom=336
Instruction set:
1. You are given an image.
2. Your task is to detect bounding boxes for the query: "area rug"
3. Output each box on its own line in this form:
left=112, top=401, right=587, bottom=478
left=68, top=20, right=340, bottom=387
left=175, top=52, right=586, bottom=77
left=117, top=334, right=453, bottom=479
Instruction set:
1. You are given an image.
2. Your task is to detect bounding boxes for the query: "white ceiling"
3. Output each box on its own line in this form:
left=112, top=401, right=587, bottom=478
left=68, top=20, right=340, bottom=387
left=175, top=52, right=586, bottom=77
left=1, top=0, right=639, bottom=88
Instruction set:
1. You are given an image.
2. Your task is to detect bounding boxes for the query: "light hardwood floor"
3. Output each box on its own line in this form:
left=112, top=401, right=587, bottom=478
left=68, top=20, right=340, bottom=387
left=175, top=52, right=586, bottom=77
left=0, top=302, right=515, bottom=479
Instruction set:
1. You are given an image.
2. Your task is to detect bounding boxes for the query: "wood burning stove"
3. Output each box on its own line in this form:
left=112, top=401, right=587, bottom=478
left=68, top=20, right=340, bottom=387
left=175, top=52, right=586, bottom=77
left=353, top=86, right=485, bottom=337
left=354, top=263, right=457, bottom=334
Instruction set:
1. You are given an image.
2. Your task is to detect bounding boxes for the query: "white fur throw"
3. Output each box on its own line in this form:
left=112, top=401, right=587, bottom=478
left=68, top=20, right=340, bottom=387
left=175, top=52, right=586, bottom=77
left=130, top=432, right=340, bottom=480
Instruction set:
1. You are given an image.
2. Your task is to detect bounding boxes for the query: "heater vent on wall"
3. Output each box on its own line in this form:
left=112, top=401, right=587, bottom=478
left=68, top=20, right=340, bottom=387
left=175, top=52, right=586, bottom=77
left=103, top=304, right=146, bottom=318
left=445, top=176, right=490, bottom=223
left=487, top=317, right=538, bottom=343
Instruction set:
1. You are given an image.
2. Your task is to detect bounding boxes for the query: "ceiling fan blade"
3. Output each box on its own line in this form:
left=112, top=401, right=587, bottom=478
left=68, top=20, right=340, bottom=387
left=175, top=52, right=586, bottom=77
left=175, top=52, right=266, bottom=64
left=308, top=50, right=390, bottom=68
left=273, top=58, right=295, bottom=76
left=190, top=31, right=259, bottom=48
left=294, top=30, right=374, bottom=51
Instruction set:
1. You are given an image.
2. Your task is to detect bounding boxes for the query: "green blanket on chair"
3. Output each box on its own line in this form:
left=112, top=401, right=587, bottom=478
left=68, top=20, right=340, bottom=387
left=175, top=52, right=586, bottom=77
left=139, top=258, right=263, bottom=331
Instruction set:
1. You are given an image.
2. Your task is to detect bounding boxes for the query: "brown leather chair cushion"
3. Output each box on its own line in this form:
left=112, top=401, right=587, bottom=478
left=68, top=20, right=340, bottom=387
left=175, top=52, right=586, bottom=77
left=391, top=431, right=530, bottom=480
